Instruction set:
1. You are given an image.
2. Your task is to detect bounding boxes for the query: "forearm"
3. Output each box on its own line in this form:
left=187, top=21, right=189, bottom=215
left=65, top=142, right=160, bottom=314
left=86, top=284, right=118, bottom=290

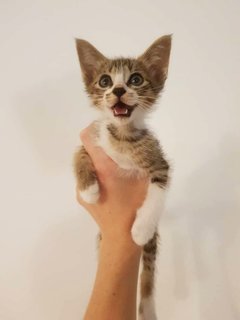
left=83, top=233, right=141, bottom=320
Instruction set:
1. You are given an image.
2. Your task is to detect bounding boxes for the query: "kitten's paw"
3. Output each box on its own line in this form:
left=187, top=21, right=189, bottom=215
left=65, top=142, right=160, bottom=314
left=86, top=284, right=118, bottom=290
left=79, top=182, right=100, bottom=204
left=138, top=313, right=157, bottom=320
left=139, top=297, right=157, bottom=320
left=131, top=220, right=155, bottom=246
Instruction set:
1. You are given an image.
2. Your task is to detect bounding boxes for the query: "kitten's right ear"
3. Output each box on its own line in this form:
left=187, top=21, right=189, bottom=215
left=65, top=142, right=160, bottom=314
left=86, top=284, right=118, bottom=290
left=75, top=39, right=107, bottom=85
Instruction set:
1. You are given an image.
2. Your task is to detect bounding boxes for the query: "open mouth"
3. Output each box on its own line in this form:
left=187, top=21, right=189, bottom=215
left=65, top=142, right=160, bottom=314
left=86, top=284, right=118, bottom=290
left=112, top=102, right=134, bottom=118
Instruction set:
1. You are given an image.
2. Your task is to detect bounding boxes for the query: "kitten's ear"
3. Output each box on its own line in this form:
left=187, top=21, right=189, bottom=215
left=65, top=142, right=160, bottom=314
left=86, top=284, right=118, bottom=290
left=138, top=35, right=172, bottom=84
left=75, top=39, right=107, bottom=85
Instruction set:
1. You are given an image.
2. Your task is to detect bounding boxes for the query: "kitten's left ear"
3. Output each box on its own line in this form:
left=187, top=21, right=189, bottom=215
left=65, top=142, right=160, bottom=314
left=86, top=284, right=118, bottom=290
left=75, top=39, right=107, bottom=86
left=138, top=35, right=172, bottom=84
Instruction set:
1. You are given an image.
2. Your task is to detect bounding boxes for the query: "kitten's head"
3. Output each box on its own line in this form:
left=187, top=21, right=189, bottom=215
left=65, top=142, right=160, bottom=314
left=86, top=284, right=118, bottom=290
left=75, top=35, right=171, bottom=125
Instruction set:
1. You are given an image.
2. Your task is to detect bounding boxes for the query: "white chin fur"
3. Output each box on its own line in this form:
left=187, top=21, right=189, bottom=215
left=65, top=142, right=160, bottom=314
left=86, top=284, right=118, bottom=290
left=79, top=182, right=100, bottom=204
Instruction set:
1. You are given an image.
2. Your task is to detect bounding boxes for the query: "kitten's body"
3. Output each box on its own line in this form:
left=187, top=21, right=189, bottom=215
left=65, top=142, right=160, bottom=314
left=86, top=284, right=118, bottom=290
left=74, top=36, right=172, bottom=319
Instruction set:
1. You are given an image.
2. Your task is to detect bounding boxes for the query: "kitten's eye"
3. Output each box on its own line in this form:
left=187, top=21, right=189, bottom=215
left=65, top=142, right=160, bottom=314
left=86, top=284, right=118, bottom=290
left=99, top=75, right=113, bottom=88
left=128, top=73, right=144, bottom=86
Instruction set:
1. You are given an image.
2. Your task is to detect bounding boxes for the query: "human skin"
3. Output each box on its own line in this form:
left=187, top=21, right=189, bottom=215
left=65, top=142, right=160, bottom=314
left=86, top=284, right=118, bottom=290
left=77, top=125, right=148, bottom=320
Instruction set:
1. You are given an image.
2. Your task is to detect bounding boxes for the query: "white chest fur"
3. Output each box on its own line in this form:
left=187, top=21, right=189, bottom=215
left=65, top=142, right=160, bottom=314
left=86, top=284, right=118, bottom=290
left=96, top=123, right=138, bottom=171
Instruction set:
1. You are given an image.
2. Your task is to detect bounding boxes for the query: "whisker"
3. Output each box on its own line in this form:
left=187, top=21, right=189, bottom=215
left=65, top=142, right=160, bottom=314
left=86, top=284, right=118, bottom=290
left=138, top=96, right=157, bottom=100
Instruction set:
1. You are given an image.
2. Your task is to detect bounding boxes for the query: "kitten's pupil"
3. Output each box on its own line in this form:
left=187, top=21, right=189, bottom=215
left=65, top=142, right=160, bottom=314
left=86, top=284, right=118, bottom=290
left=129, top=73, right=144, bottom=86
left=99, top=74, right=112, bottom=88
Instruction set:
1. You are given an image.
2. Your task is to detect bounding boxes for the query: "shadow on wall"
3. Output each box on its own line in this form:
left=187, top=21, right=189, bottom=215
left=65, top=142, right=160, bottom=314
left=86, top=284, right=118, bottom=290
left=14, top=72, right=95, bottom=174
left=171, top=134, right=240, bottom=320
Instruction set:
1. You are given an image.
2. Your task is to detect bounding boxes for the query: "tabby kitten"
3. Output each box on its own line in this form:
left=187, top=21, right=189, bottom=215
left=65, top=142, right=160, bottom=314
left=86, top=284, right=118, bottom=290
left=74, top=35, right=171, bottom=320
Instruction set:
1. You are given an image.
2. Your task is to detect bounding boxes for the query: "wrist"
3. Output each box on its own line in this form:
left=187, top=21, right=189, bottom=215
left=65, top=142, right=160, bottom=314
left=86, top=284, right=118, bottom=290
left=100, top=232, right=142, bottom=259
left=99, top=209, right=139, bottom=244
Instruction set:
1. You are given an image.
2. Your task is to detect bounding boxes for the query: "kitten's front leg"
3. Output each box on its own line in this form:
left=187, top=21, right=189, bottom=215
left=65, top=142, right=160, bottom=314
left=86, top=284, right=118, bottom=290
left=74, top=146, right=100, bottom=204
left=131, top=183, right=166, bottom=246
left=131, top=143, right=169, bottom=245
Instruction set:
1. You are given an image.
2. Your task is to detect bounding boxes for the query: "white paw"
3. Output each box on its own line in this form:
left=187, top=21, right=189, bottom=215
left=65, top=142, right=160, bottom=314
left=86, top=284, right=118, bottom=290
left=131, top=219, right=155, bottom=246
left=138, top=298, right=157, bottom=320
left=79, top=182, right=100, bottom=204
left=138, top=315, right=157, bottom=320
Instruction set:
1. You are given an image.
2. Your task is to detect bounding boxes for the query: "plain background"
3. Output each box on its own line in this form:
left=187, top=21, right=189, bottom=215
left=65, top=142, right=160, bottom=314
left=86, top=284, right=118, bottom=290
left=0, top=0, right=239, bottom=319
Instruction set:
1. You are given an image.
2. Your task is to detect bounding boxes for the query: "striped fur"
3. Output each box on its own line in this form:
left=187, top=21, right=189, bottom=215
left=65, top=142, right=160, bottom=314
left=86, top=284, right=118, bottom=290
left=74, top=35, right=172, bottom=320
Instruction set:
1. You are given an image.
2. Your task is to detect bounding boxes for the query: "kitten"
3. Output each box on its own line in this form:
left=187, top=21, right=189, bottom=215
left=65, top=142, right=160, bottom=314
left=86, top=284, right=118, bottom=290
left=74, top=35, right=172, bottom=320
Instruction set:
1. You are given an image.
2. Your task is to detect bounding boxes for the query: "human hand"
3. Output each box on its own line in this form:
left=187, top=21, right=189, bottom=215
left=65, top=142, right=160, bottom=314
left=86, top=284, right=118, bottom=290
left=76, top=124, right=148, bottom=241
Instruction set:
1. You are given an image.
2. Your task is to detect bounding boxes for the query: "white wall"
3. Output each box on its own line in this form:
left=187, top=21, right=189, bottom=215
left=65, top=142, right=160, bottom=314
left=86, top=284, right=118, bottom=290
left=0, top=1, right=239, bottom=319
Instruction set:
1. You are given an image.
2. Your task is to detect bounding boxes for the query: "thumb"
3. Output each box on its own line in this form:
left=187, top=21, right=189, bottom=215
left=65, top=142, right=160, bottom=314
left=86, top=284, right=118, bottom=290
left=80, top=123, right=117, bottom=172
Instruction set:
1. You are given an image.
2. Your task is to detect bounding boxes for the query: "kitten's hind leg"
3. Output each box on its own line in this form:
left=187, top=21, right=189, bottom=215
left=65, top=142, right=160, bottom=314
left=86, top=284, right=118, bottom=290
left=74, top=146, right=100, bottom=204
left=139, top=232, right=159, bottom=320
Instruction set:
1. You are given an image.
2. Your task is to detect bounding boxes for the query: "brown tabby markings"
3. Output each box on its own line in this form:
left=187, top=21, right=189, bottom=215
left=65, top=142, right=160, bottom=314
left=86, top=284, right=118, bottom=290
left=107, top=123, right=169, bottom=188
left=83, top=57, right=162, bottom=110
left=73, top=146, right=97, bottom=190
left=141, top=233, right=159, bottom=296
left=74, top=35, right=172, bottom=319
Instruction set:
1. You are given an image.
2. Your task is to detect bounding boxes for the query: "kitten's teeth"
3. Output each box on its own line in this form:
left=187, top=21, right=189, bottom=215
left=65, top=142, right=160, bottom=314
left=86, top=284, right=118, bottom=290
left=113, top=106, right=129, bottom=116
